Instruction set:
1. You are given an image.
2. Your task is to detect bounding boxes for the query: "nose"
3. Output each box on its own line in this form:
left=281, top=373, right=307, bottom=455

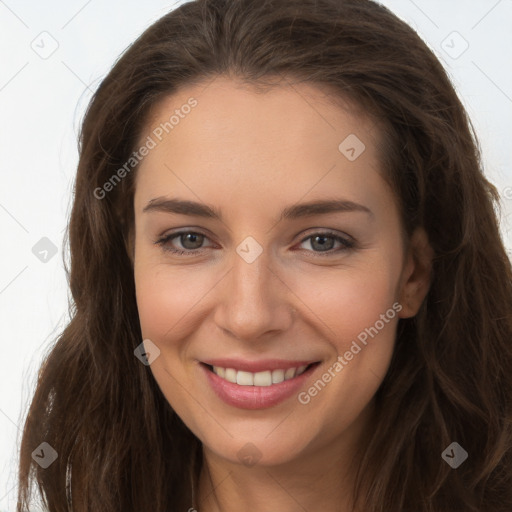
left=213, top=246, right=295, bottom=343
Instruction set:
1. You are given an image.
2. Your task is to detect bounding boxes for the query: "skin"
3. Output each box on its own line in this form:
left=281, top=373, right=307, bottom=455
left=132, top=76, right=433, bottom=512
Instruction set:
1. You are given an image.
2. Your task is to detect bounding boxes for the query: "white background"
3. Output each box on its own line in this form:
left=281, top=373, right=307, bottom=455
left=1, top=1, right=511, bottom=510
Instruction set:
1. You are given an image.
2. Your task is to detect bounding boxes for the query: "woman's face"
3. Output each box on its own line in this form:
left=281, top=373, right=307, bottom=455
left=133, top=77, right=431, bottom=468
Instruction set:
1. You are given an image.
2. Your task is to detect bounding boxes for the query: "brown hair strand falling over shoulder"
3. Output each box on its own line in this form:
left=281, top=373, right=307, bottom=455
left=17, top=0, right=512, bottom=511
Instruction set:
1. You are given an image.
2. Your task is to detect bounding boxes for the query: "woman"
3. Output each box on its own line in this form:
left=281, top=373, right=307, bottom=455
left=17, top=0, right=512, bottom=511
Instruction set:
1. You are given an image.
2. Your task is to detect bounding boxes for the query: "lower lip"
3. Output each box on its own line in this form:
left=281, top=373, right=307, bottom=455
left=200, top=363, right=319, bottom=410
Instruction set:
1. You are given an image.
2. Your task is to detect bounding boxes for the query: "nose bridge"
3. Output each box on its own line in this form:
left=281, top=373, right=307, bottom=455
left=214, top=240, right=292, bottom=340
left=232, top=245, right=271, bottom=301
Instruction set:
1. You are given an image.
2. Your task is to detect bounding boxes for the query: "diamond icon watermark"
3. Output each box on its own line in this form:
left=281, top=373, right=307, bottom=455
left=338, top=134, right=366, bottom=161
left=441, top=441, right=468, bottom=469
left=236, top=236, right=263, bottom=263
left=30, top=31, right=59, bottom=60
left=134, top=338, right=161, bottom=366
left=31, top=442, right=58, bottom=469
left=237, top=442, right=262, bottom=467
left=441, top=31, right=469, bottom=60
left=32, top=237, right=58, bottom=263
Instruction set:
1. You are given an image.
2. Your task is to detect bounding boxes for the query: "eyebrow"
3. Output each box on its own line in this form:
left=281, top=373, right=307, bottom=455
left=143, top=197, right=374, bottom=221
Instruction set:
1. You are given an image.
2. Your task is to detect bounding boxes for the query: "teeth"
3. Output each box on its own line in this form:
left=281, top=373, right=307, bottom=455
left=224, top=368, right=237, bottom=384
left=284, top=367, right=296, bottom=380
left=236, top=371, right=254, bottom=386
left=254, top=370, right=272, bottom=386
left=271, top=369, right=284, bottom=384
left=212, top=364, right=310, bottom=386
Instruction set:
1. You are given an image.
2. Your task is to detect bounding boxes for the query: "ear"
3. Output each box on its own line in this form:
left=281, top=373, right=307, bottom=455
left=397, top=227, right=434, bottom=318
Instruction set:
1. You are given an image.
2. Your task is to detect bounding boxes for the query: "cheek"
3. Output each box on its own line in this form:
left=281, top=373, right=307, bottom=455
left=290, top=258, right=401, bottom=345
left=290, top=267, right=400, bottom=420
left=134, top=263, right=216, bottom=342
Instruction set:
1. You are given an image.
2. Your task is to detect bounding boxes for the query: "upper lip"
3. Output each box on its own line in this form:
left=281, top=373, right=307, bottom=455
left=200, top=358, right=319, bottom=373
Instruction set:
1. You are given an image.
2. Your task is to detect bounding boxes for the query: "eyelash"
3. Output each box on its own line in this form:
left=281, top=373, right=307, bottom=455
left=154, top=230, right=356, bottom=257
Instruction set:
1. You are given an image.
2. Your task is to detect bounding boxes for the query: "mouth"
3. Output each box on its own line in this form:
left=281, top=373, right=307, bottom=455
left=199, top=360, right=322, bottom=409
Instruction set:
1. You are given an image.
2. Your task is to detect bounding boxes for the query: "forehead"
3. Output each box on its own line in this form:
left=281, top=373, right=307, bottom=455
left=141, top=76, right=378, bottom=148
left=133, top=76, right=389, bottom=216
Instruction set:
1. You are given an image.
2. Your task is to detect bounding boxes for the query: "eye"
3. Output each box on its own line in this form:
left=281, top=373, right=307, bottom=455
left=155, top=229, right=356, bottom=257
left=297, top=231, right=355, bottom=255
left=155, top=230, right=214, bottom=255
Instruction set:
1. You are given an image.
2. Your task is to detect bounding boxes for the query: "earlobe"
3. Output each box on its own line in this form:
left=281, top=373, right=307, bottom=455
left=398, top=227, right=434, bottom=318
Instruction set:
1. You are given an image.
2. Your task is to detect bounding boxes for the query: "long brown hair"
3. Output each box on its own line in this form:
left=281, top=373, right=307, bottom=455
left=17, top=0, right=512, bottom=510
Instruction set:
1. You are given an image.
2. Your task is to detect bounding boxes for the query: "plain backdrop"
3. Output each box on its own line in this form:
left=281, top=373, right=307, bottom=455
left=1, top=1, right=511, bottom=510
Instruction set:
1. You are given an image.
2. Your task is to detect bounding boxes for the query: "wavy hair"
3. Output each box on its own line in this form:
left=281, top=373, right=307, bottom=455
left=17, top=0, right=512, bottom=510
